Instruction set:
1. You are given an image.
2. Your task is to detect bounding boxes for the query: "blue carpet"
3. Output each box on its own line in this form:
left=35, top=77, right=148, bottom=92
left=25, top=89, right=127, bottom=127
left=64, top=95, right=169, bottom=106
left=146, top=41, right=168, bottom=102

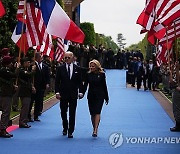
left=1, top=70, right=180, bottom=154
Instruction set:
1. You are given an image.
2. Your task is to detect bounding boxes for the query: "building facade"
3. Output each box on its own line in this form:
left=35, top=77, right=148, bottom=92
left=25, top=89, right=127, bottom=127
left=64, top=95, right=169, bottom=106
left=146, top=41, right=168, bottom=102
left=63, top=0, right=84, bottom=26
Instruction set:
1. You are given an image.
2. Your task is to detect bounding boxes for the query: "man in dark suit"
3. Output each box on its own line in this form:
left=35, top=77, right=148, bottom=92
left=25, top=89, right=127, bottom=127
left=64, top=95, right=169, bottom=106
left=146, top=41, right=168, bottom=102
left=28, top=52, right=50, bottom=122
left=55, top=51, right=83, bottom=138
left=146, top=59, right=155, bottom=90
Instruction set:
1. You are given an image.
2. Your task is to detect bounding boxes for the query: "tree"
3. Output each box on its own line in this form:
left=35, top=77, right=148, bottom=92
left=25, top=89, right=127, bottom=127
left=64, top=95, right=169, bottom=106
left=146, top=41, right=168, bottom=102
left=117, top=33, right=126, bottom=49
left=57, top=0, right=64, bottom=8
left=80, top=22, right=96, bottom=45
left=0, top=0, right=18, bottom=54
left=95, top=34, right=119, bottom=52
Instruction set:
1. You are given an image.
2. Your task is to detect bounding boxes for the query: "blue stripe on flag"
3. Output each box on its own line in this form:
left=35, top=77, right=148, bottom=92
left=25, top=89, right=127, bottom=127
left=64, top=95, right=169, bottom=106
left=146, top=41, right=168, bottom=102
left=40, top=0, right=56, bottom=26
left=16, top=21, right=26, bottom=35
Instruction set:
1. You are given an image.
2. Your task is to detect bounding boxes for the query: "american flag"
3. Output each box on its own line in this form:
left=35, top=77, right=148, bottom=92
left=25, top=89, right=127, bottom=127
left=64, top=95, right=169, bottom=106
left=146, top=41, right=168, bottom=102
left=159, top=18, right=180, bottom=45
left=16, top=0, right=26, bottom=22
left=32, top=0, right=54, bottom=58
left=55, top=38, right=65, bottom=62
left=137, top=0, right=180, bottom=34
left=15, top=0, right=44, bottom=52
left=35, top=33, right=54, bottom=59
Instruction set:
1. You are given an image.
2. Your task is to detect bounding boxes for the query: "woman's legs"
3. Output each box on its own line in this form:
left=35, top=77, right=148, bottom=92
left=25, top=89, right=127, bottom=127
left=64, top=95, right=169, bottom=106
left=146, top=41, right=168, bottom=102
left=91, top=114, right=100, bottom=136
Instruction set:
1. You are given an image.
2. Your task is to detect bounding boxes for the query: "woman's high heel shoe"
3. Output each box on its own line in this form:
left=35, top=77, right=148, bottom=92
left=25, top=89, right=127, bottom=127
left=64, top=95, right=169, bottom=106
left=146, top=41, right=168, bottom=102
left=92, top=129, right=98, bottom=137
left=92, top=133, right=97, bottom=137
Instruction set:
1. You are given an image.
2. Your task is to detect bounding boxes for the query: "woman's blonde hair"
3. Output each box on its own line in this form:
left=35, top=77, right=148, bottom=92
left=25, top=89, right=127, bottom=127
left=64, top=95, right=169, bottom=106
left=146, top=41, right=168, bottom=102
left=88, top=59, right=104, bottom=73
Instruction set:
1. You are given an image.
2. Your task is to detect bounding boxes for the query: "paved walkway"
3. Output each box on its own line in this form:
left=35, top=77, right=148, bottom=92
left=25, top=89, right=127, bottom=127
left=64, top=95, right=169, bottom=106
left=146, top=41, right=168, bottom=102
left=1, top=70, right=180, bottom=154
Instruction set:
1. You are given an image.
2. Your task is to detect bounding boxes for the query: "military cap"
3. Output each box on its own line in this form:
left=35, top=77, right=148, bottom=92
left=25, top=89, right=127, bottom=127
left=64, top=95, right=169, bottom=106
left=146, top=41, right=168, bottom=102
left=1, top=48, right=10, bottom=56
left=2, top=56, right=13, bottom=65
left=21, top=57, right=31, bottom=64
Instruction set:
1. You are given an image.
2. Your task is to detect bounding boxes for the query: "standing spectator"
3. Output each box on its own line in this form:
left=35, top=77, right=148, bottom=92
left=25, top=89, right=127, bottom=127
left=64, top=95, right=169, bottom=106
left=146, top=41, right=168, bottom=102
left=131, top=57, right=138, bottom=87
left=80, top=45, right=89, bottom=68
left=106, top=48, right=114, bottom=69
left=89, top=44, right=98, bottom=61
left=97, top=44, right=104, bottom=66
left=136, top=49, right=144, bottom=61
left=116, top=50, right=123, bottom=69
left=146, top=59, right=155, bottom=90
left=55, top=51, right=83, bottom=138
left=28, top=52, right=50, bottom=122
left=81, top=59, right=109, bottom=137
left=152, top=64, right=160, bottom=91
left=169, top=60, right=180, bottom=132
left=127, top=56, right=134, bottom=84
left=137, top=60, right=147, bottom=91
left=122, top=50, right=127, bottom=69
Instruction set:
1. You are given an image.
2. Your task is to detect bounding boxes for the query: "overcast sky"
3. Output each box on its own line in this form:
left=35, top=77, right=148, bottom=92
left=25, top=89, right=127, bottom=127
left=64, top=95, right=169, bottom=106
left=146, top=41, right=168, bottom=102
left=80, top=0, right=146, bottom=47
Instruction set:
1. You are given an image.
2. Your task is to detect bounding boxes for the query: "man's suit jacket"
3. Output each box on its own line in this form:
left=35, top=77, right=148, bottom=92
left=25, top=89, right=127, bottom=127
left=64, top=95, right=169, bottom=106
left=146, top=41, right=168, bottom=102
left=34, top=62, right=50, bottom=90
left=146, top=64, right=155, bottom=79
left=55, top=63, right=82, bottom=100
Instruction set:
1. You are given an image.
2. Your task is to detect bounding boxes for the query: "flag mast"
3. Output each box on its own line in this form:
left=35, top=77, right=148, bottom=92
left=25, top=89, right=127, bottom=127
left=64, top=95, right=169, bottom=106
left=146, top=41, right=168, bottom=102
left=18, top=0, right=27, bottom=63
left=16, top=0, right=27, bottom=86
left=165, top=26, right=172, bottom=78
left=173, top=21, right=180, bottom=86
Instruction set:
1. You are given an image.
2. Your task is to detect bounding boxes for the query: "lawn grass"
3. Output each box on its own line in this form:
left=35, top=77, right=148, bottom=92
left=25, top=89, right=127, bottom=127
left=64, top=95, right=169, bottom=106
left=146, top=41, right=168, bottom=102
left=10, top=92, right=55, bottom=119
left=158, top=83, right=172, bottom=102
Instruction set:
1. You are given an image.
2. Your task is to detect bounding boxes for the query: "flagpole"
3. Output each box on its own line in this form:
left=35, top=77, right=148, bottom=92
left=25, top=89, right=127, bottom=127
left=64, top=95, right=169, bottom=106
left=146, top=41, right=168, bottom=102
left=16, top=0, right=27, bottom=86
left=165, top=26, right=173, bottom=79
left=173, top=21, right=179, bottom=86
left=155, top=39, right=159, bottom=65
left=32, top=49, right=37, bottom=86
left=18, top=0, right=27, bottom=63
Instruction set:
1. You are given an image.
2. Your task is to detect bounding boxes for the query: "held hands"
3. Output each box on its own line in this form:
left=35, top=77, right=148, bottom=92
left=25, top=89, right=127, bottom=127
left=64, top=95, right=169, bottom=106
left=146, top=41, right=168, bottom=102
left=105, top=99, right=109, bottom=105
left=32, top=65, right=36, bottom=71
left=46, top=84, right=50, bottom=89
left=56, top=93, right=61, bottom=100
left=176, top=86, right=180, bottom=92
left=78, top=93, right=84, bottom=99
left=32, top=86, right=36, bottom=94
left=14, top=85, right=18, bottom=91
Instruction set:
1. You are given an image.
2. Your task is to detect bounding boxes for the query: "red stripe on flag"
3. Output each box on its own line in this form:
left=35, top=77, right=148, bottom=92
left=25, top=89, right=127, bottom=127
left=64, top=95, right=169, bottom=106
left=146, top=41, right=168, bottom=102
left=26, top=3, right=43, bottom=47
left=55, top=38, right=65, bottom=62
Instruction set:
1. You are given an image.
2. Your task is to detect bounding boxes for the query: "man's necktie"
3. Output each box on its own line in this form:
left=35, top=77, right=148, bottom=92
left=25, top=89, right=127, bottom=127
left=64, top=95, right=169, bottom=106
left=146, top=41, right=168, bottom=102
left=38, top=63, right=41, bottom=71
left=68, top=64, right=70, bottom=79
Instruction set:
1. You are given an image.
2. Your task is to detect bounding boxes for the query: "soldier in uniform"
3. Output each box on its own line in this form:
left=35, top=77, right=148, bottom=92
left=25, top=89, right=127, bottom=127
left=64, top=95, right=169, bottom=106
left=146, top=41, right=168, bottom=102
left=170, top=60, right=180, bottom=132
left=18, top=57, right=36, bottom=128
left=0, top=56, right=18, bottom=138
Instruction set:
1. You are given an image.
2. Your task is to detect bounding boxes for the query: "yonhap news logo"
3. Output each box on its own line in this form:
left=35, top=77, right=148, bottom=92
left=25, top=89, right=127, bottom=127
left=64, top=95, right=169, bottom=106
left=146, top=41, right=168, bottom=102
left=109, top=132, right=180, bottom=148
left=109, top=133, right=124, bottom=148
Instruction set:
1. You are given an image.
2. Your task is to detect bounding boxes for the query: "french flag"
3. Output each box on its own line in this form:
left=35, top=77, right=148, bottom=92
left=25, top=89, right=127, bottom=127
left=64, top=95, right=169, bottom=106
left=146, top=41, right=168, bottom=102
left=40, top=0, right=85, bottom=43
left=11, top=21, right=29, bottom=52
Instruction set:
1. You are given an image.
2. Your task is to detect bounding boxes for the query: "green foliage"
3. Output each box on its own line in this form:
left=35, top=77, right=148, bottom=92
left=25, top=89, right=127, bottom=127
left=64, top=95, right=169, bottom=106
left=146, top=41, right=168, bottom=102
left=57, top=0, right=64, bottom=8
left=80, top=22, right=118, bottom=52
left=96, top=34, right=119, bottom=52
left=0, top=0, right=18, bottom=54
left=80, top=22, right=96, bottom=45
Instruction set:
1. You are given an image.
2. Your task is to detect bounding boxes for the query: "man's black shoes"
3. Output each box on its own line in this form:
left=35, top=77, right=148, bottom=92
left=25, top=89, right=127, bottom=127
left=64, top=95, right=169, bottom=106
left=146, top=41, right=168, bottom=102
left=62, top=129, right=67, bottom=136
left=68, top=133, right=73, bottom=138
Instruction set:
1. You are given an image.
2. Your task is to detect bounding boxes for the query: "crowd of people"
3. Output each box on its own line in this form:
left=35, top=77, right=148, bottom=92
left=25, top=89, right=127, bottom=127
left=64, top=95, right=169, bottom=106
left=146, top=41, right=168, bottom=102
left=0, top=44, right=179, bottom=139
left=0, top=46, right=110, bottom=138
